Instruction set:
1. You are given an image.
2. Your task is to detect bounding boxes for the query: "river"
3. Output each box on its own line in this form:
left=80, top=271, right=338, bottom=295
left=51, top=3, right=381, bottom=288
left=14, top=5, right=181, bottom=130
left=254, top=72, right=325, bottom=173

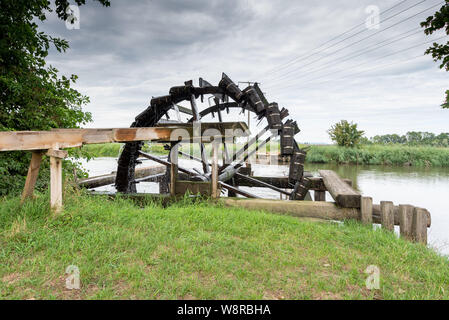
left=80, top=158, right=449, bottom=256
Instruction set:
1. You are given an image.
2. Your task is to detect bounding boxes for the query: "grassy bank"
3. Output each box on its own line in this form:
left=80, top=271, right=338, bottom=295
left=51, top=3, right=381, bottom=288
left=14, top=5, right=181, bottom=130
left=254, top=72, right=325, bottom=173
left=306, top=145, right=449, bottom=167
left=81, top=143, right=168, bottom=158
left=1, top=192, right=448, bottom=300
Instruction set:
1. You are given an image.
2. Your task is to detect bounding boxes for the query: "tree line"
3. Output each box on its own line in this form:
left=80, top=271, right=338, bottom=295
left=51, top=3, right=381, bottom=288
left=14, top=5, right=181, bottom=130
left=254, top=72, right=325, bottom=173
left=368, top=132, right=449, bottom=147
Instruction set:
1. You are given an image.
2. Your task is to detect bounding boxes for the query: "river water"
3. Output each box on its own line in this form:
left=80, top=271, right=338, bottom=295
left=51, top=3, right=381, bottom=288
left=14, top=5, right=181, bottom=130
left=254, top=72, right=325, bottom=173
left=80, top=158, right=449, bottom=256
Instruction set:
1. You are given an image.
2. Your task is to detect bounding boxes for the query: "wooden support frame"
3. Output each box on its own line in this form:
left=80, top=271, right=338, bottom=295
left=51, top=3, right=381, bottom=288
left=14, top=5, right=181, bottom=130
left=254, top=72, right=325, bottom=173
left=47, top=149, right=68, bottom=213
left=21, top=151, right=45, bottom=203
left=211, top=142, right=219, bottom=199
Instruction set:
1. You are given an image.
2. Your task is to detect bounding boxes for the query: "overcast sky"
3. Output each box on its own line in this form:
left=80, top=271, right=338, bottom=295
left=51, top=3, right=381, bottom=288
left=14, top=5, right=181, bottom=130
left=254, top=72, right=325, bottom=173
left=40, top=0, right=449, bottom=143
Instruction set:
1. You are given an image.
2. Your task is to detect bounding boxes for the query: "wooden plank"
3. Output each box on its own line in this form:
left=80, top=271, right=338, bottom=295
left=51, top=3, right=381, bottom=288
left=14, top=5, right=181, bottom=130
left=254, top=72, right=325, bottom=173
left=0, top=123, right=250, bottom=152
left=175, top=181, right=211, bottom=196
left=412, top=207, right=428, bottom=244
left=360, top=196, right=373, bottom=224
left=211, top=143, right=219, bottom=199
left=78, top=165, right=166, bottom=189
left=380, top=201, right=394, bottom=231
left=399, top=204, right=414, bottom=240
left=49, top=155, right=63, bottom=214
left=372, top=204, right=431, bottom=228
left=169, top=145, right=178, bottom=197
left=318, top=170, right=361, bottom=208
left=21, top=151, right=44, bottom=203
left=314, top=190, right=325, bottom=201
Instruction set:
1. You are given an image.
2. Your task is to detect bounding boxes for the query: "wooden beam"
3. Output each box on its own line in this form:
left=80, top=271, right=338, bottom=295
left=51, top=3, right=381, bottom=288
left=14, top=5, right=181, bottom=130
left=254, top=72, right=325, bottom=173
left=221, top=198, right=359, bottom=221
left=318, top=170, right=361, bottom=208
left=78, top=165, right=166, bottom=189
left=211, top=143, right=219, bottom=199
left=0, top=123, right=249, bottom=152
left=49, top=151, right=63, bottom=214
left=21, top=151, right=44, bottom=203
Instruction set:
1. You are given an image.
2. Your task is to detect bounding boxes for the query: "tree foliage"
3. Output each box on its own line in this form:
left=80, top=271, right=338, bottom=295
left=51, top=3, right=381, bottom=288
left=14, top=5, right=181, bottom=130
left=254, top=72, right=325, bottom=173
left=0, top=0, right=110, bottom=195
left=421, top=0, right=449, bottom=108
left=370, top=132, right=449, bottom=147
left=327, top=120, right=365, bottom=148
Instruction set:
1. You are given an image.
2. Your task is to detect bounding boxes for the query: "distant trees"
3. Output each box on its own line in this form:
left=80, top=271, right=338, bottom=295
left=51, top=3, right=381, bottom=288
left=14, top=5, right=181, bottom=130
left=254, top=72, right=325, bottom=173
left=370, top=132, right=449, bottom=147
left=328, top=120, right=365, bottom=148
left=421, top=1, right=449, bottom=108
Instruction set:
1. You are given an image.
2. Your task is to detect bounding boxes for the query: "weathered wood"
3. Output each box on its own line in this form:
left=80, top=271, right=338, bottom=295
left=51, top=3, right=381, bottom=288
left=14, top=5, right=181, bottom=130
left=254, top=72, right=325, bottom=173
left=175, top=181, right=212, bottom=196
left=49, top=155, right=63, bottom=214
left=46, top=149, right=68, bottom=159
left=380, top=201, right=394, bottom=231
left=318, top=170, right=361, bottom=208
left=399, top=204, right=414, bottom=240
left=235, top=173, right=291, bottom=196
left=372, top=204, right=431, bottom=228
left=78, top=165, right=166, bottom=189
left=0, top=123, right=249, bottom=151
left=21, top=151, right=44, bottom=203
left=218, top=182, right=260, bottom=199
left=361, top=196, right=373, bottom=224
left=221, top=198, right=359, bottom=221
left=412, top=207, right=428, bottom=244
left=314, top=190, right=325, bottom=201
left=169, top=145, right=178, bottom=197
left=211, top=143, right=219, bottom=199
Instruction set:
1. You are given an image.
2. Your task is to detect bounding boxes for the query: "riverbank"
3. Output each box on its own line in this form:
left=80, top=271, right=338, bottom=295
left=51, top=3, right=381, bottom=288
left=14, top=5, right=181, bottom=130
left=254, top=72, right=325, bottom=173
left=306, top=145, right=449, bottom=167
left=82, top=143, right=449, bottom=167
left=1, top=192, right=448, bottom=299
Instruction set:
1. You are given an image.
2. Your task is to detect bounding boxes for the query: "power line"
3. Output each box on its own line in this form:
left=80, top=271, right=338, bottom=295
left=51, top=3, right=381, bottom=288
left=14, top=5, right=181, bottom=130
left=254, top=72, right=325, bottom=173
left=269, top=34, right=447, bottom=94
left=264, top=1, right=443, bottom=84
left=260, top=0, right=412, bottom=78
left=265, top=27, right=423, bottom=90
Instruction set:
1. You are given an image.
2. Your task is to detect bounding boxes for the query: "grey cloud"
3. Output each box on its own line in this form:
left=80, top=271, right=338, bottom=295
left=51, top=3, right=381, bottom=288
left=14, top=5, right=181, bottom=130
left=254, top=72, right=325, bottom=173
left=38, top=0, right=449, bottom=142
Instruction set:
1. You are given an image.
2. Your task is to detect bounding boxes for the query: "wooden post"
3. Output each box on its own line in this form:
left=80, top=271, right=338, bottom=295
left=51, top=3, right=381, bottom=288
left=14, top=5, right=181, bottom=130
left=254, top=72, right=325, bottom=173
left=399, top=204, right=414, bottom=240
left=314, top=190, right=325, bottom=201
left=360, top=196, right=373, bottom=224
left=21, top=151, right=44, bottom=203
left=380, top=201, right=394, bottom=231
left=47, top=149, right=68, bottom=214
left=170, top=144, right=178, bottom=197
left=211, top=142, right=219, bottom=199
left=412, top=207, right=428, bottom=244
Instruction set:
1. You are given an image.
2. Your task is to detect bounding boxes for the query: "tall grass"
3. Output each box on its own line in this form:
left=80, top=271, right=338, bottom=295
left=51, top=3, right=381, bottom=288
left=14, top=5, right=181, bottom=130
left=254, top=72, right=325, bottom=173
left=306, top=145, right=449, bottom=167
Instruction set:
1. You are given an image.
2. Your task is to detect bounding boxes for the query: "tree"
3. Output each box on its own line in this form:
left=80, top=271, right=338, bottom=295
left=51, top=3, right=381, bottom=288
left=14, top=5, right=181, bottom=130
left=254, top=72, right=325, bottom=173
left=0, top=0, right=110, bottom=195
left=328, top=120, right=365, bottom=148
left=421, top=1, right=449, bottom=108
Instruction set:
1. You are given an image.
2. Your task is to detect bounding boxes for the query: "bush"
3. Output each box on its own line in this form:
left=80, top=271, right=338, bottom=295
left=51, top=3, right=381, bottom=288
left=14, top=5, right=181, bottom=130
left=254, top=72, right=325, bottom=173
left=327, top=120, right=365, bottom=148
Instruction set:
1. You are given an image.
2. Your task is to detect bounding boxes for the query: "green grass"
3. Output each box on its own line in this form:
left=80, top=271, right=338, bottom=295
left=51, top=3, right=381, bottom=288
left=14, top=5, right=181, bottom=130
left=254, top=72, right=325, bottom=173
left=1, top=191, right=448, bottom=300
left=306, top=144, right=449, bottom=167
left=81, top=143, right=168, bottom=158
